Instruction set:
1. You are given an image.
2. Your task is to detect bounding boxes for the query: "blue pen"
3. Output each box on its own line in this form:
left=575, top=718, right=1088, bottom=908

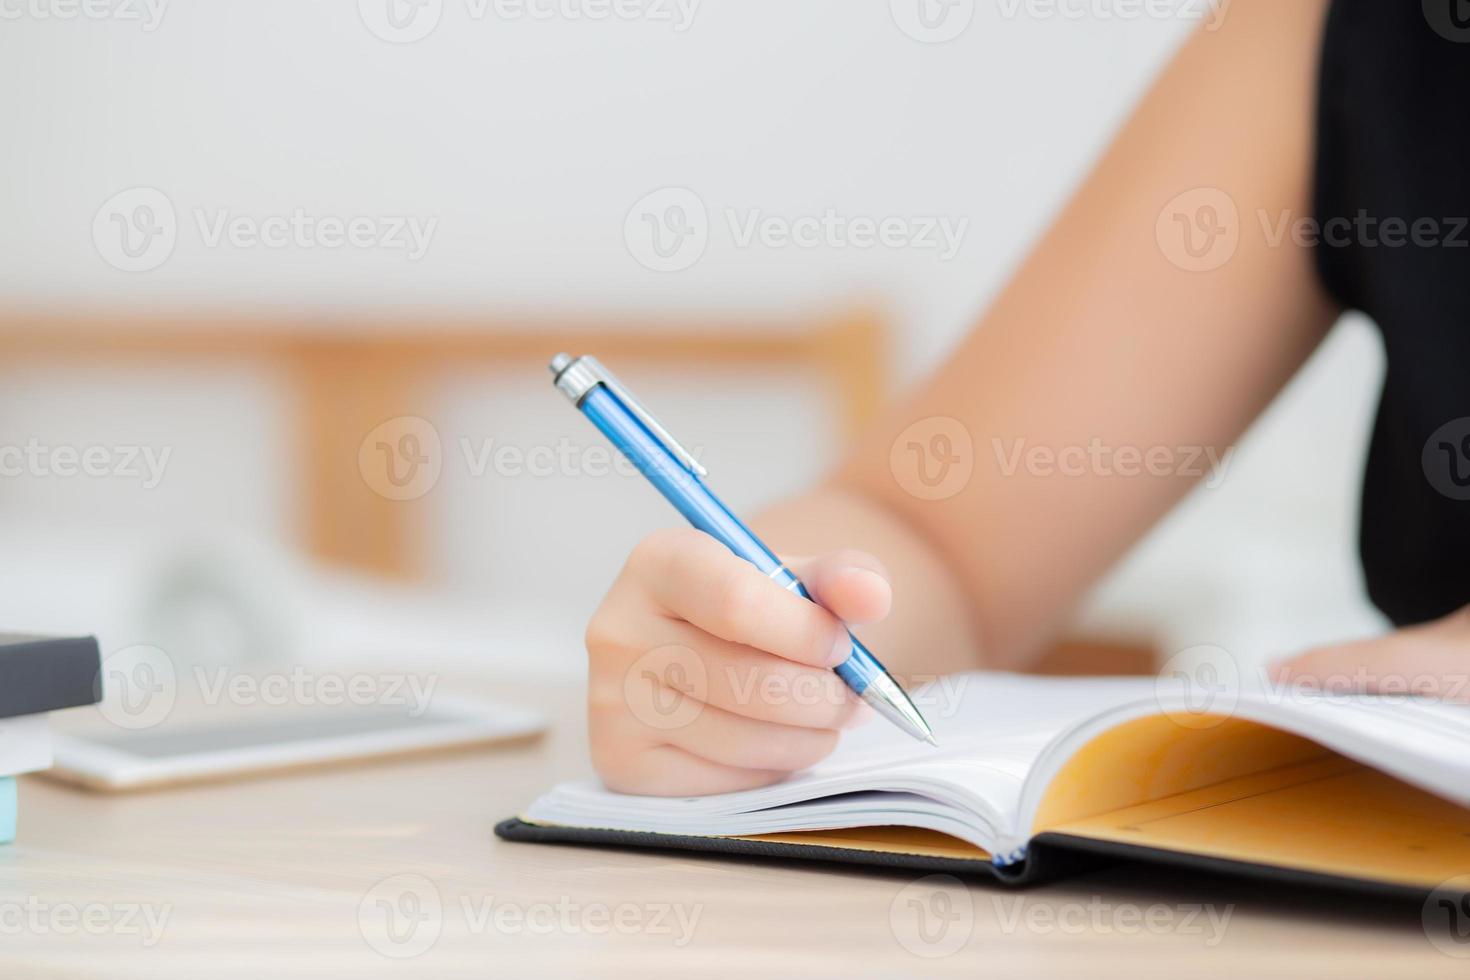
left=549, top=353, right=937, bottom=745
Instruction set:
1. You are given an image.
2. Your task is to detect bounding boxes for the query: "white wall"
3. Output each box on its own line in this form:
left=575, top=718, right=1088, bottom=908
left=3, top=0, right=1194, bottom=354
left=0, top=1, right=1387, bottom=673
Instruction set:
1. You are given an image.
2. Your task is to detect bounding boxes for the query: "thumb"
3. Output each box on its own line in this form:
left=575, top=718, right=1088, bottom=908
left=786, top=550, right=893, bottom=626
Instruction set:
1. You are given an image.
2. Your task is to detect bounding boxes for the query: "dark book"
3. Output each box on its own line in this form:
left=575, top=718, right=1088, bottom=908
left=499, top=674, right=1470, bottom=899
left=0, top=634, right=102, bottom=719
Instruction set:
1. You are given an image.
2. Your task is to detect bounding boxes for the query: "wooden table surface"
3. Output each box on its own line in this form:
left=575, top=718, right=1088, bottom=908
left=0, top=677, right=1462, bottom=978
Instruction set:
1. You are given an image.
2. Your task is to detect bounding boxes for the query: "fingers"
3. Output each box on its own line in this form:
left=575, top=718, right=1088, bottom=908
left=660, top=701, right=842, bottom=772
left=632, top=529, right=851, bottom=668
left=589, top=667, right=849, bottom=796
left=1270, top=611, right=1470, bottom=701
left=592, top=743, right=788, bottom=798
left=633, top=627, right=869, bottom=730
left=788, top=550, right=893, bottom=625
left=590, top=529, right=892, bottom=796
left=1268, top=638, right=1379, bottom=686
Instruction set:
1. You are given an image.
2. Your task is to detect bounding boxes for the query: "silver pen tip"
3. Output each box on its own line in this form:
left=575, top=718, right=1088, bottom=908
left=860, top=671, right=938, bottom=746
left=549, top=353, right=573, bottom=376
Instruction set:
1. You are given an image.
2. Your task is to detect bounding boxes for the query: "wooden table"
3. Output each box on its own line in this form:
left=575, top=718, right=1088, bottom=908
left=0, top=678, right=1460, bottom=978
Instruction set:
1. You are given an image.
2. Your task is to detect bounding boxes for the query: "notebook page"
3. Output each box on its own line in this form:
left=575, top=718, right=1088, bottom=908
left=1016, top=686, right=1470, bottom=847
left=525, top=674, right=1155, bottom=852
left=1235, top=690, right=1470, bottom=806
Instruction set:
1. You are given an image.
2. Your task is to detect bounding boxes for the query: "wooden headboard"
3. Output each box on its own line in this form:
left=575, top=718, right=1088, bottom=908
left=0, top=307, right=886, bottom=579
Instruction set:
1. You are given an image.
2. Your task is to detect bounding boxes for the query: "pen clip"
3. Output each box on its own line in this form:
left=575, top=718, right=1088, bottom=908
left=556, top=354, right=708, bottom=478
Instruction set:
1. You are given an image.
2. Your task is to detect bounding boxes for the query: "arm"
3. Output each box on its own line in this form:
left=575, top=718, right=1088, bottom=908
left=828, top=0, right=1340, bottom=671
left=587, top=0, right=1339, bottom=795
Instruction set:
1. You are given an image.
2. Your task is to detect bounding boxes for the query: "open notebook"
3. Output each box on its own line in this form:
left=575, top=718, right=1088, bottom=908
left=498, top=674, right=1470, bottom=897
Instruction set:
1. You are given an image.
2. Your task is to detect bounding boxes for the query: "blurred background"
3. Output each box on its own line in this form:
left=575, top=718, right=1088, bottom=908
left=0, top=0, right=1388, bottom=685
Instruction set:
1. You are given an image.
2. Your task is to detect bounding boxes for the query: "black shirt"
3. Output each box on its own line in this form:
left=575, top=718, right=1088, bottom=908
left=1313, top=0, right=1470, bottom=626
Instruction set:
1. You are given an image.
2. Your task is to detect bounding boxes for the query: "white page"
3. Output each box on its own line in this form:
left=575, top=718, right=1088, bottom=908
left=528, top=673, right=1470, bottom=862
left=1016, top=687, right=1470, bottom=838
left=526, top=675, right=1155, bottom=856
left=0, top=714, right=52, bottom=776
left=1252, top=692, right=1470, bottom=804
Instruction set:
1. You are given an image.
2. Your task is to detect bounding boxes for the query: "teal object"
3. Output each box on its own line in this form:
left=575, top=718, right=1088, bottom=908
left=0, top=777, right=14, bottom=843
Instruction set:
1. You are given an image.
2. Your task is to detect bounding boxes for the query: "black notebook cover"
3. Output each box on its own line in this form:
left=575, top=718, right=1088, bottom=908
left=0, top=634, right=103, bottom=719
left=494, top=818, right=1430, bottom=901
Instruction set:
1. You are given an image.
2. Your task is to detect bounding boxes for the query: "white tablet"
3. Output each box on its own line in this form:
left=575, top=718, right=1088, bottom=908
left=45, top=695, right=545, bottom=791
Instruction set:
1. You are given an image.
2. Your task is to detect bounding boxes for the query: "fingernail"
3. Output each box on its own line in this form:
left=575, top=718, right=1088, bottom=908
left=847, top=566, right=891, bottom=595
left=842, top=567, right=893, bottom=623
left=828, top=629, right=853, bottom=667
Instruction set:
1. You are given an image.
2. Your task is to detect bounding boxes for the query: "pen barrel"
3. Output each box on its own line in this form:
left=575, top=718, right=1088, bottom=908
left=580, top=386, right=783, bottom=575
left=766, top=564, right=884, bottom=695
left=580, top=385, right=881, bottom=694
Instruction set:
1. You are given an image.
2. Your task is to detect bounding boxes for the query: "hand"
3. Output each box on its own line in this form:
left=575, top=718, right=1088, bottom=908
left=1270, top=605, right=1470, bottom=702
left=585, top=528, right=886, bottom=796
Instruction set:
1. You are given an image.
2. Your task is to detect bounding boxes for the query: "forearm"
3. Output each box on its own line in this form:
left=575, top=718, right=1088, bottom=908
left=838, top=0, right=1337, bottom=670
left=755, top=484, right=983, bottom=678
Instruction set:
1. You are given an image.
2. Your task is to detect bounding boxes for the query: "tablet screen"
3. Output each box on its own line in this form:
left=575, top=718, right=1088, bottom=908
left=83, top=706, right=467, bottom=759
